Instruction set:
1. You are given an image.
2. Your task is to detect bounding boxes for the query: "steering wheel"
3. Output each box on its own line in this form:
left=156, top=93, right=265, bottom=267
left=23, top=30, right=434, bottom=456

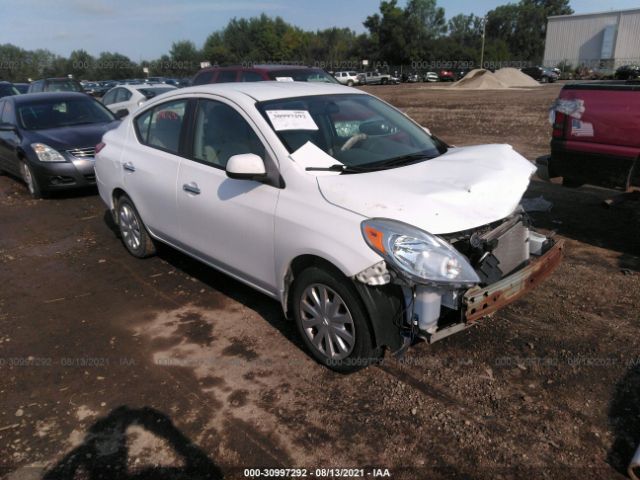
left=341, top=133, right=368, bottom=151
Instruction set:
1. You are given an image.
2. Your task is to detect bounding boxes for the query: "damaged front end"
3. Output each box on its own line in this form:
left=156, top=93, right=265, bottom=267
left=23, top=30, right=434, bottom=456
left=355, top=211, right=564, bottom=353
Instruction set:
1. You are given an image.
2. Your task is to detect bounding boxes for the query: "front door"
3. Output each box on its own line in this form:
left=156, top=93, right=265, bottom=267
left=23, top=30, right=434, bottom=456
left=176, top=98, right=279, bottom=294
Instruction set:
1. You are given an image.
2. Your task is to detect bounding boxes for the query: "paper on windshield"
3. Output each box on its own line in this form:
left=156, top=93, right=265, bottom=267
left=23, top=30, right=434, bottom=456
left=266, top=110, right=319, bottom=131
left=275, top=77, right=294, bottom=82
left=289, top=141, right=343, bottom=176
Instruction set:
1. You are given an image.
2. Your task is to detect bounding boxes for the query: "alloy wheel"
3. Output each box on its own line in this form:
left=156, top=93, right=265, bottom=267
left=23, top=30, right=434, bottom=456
left=119, top=203, right=142, bottom=252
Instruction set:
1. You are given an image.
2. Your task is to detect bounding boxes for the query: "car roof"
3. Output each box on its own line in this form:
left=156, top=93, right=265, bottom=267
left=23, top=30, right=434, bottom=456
left=172, top=81, right=365, bottom=102
left=10, top=92, right=91, bottom=105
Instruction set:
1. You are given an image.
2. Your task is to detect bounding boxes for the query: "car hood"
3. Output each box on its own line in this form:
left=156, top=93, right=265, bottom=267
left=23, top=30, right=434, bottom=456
left=315, top=144, right=537, bottom=234
left=27, top=121, right=120, bottom=150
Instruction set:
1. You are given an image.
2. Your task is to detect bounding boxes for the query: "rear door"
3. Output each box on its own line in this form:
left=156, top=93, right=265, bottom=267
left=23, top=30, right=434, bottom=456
left=123, top=98, right=191, bottom=244
left=176, top=97, right=279, bottom=293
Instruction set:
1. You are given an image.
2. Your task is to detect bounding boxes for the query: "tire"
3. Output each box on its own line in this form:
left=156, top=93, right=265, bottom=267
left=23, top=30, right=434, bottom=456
left=347, top=80, right=354, bottom=87
left=116, top=195, right=156, bottom=258
left=381, top=78, right=388, bottom=85
left=291, top=266, right=382, bottom=373
left=541, top=76, right=549, bottom=84
left=20, top=160, right=43, bottom=198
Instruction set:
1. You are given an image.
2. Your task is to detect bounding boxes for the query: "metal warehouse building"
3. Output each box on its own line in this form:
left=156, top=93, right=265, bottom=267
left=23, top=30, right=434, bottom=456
left=543, top=8, right=640, bottom=69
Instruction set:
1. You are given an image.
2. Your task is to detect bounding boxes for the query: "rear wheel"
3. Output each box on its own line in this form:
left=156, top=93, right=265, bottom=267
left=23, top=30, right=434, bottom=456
left=292, top=266, right=382, bottom=373
left=541, top=76, right=549, bottom=84
left=20, top=160, right=43, bottom=198
left=381, top=78, right=388, bottom=85
left=117, top=195, right=156, bottom=258
left=347, top=80, right=354, bottom=87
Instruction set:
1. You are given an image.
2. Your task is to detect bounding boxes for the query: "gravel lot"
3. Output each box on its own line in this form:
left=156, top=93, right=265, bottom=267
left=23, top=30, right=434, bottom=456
left=1, top=82, right=639, bottom=480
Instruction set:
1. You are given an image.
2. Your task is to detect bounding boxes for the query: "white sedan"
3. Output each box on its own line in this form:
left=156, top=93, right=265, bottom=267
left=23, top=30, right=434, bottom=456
left=95, top=82, right=563, bottom=372
left=101, top=83, right=176, bottom=117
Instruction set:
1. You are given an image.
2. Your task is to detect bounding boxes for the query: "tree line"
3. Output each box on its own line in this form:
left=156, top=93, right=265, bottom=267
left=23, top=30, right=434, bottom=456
left=0, top=0, right=572, bottom=82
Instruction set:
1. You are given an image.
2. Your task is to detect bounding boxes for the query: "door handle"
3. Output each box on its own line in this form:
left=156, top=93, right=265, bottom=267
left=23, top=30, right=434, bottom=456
left=182, top=182, right=201, bottom=195
left=123, top=162, right=135, bottom=172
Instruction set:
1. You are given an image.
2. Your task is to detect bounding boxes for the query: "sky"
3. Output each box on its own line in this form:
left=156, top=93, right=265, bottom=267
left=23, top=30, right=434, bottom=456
left=1, top=0, right=639, bottom=60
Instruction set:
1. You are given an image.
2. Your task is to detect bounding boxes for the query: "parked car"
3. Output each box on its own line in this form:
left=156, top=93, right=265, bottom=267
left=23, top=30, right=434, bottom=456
left=12, top=83, right=30, bottom=94
left=0, top=81, right=20, bottom=99
left=333, top=71, right=360, bottom=86
left=438, top=69, right=456, bottom=82
left=192, top=65, right=339, bottom=85
left=454, top=68, right=472, bottom=80
left=614, top=65, right=640, bottom=80
left=95, top=82, right=563, bottom=372
left=402, top=72, right=420, bottom=83
left=520, top=66, right=558, bottom=83
left=423, top=71, right=439, bottom=82
left=547, top=80, right=640, bottom=189
left=0, top=92, right=119, bottom=197
left=102, top=84, right=177, bottom=117
left=27, top=78, right=84, bottom=93
left=357, top=71, right=394, bottom=85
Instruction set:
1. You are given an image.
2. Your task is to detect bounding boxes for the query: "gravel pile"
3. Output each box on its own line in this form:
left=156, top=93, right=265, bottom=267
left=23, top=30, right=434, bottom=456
left=451, top=68, right=539, bottom=90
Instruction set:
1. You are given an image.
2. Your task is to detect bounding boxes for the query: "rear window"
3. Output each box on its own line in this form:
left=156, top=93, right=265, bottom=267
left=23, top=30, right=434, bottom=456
left=215, top=71, right=237, bottom=83
left=0, top=84, right=19, bottom=98
left=46, top=80, right=83, bottom=93
left=192, top=70, right=214, bottom=85
left=138, top=88, right=174, bottom=99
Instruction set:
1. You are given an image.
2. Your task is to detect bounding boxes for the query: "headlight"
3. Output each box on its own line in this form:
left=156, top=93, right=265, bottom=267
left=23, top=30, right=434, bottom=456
left=31, top=143, right=66, bottom=162
left=361, top=218, right=480, bottom=286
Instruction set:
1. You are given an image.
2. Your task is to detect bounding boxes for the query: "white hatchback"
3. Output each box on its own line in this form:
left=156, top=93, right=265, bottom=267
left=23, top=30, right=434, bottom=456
left=101, top=83, right=177, bottom=117
left=96, top=82, right=563, bottom=372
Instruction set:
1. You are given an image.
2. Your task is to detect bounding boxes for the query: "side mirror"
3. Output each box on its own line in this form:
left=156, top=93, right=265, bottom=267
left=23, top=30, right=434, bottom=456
left=114, top=109, right=129, bottom=119
left=226, top=153, right=267, bottom=180
left=0, top=122, right=16, bottom=132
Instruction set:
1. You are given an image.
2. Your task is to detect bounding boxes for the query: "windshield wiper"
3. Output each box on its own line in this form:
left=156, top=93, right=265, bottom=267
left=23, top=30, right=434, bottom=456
left=368, top=152, right=436, bottom=169
left=305, top=164, right=367, bottom=174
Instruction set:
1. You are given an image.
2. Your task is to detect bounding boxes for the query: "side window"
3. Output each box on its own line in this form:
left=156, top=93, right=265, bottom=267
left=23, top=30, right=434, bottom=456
left=215, top=71, right=237, bottom=83
left=30, top=81, right=43, bottom=93
left=240, top=71, right=263, bottom=82
left=191, top=99, right=265, bottom=168
left=192, top=70, right=214, bottom=85
left=136, top=99, right=187, bottom=154
left=0, top=101, right=5, bottom=123
left=102, top=90, right=117, bottom=105
left=1, top=101, right=15, bottom=124
left=116, top=88, right=132, bottom=103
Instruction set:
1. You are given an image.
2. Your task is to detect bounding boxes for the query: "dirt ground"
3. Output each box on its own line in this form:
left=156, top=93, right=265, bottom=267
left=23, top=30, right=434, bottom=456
left=1, top=82, right=639, bottom=480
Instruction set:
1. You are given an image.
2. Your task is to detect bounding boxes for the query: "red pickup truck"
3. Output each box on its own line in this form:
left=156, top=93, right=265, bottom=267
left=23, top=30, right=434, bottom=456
left=548, top=81, right=640, bottom=190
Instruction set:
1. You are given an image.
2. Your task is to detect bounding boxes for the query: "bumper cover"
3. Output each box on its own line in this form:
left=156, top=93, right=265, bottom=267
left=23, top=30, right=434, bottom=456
left=463, top=240, right=565, bottom=323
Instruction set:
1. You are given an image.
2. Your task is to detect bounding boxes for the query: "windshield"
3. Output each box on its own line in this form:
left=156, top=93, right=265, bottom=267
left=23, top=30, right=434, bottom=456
left=267, top=69, right=338, bottom=84
left=258, top=94, right=446, bottom=170
left=17, top=98, right=116, bottom=130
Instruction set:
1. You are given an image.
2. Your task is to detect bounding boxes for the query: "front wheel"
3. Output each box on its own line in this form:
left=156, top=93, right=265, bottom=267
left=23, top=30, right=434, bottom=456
left=117, top=195, right=156, bottom=258
left=292, top=266, right=382, bottom=373
left=20, top=160, right=43, bottom=198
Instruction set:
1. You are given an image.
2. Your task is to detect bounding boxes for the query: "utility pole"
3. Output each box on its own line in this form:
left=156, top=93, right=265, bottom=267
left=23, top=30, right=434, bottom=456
left=480, top=16, right=487, bottom=69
